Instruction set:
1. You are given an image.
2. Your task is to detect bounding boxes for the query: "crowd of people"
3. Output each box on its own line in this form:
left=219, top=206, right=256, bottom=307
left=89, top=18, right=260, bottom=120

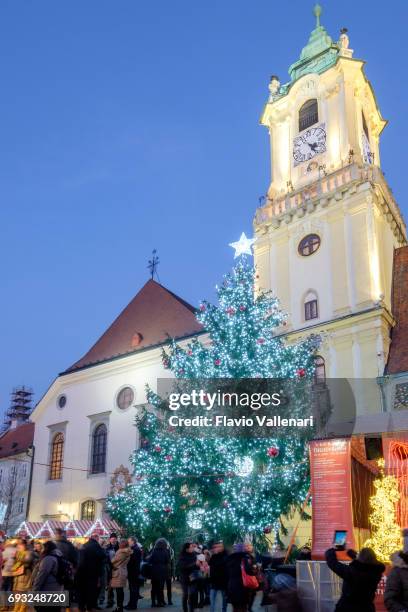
left=3, top=530, right=408, bottom=612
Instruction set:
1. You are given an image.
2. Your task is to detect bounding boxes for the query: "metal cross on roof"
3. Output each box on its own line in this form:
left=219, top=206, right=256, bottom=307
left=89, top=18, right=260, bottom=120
left=147, top=249, right=160, bottom=280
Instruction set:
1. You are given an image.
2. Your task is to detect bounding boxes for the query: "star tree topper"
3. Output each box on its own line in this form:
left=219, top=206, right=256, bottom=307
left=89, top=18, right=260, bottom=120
left=229, top=232, right=256, bottom=258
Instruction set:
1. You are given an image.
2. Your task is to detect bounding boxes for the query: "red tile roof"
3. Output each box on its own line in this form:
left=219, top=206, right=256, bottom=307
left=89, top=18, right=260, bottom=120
left=386, top=246, right=408, bottom=374
left=65, top=279, right=203, bottom=373
left=0, top=422, right=34, bottom=459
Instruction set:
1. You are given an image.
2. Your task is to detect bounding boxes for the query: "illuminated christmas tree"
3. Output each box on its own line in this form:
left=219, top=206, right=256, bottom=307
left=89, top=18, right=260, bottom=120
left=365, top=459, right=402, bottom=563
left=107, top=257, right=321, bottom=546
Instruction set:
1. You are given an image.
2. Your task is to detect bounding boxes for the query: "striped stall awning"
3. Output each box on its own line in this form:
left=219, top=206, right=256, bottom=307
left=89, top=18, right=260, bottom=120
left=15, top=518, right=121, bottom=539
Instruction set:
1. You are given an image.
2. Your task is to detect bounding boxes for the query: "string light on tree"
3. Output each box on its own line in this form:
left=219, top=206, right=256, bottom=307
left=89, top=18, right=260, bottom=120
left=234, top=456, right=254, bottom=477
left=187, top=508, right=205, bottom=530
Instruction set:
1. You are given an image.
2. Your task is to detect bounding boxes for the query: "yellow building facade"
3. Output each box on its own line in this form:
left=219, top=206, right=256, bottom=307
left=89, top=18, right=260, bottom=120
left=254, top=7, right=406, bottom=417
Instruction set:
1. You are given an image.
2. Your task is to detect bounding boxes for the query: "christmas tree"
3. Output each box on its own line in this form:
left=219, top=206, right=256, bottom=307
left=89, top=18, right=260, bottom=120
left=365, top=459, right=402, bottom=563
left=107, top=256, right=321, bottom=547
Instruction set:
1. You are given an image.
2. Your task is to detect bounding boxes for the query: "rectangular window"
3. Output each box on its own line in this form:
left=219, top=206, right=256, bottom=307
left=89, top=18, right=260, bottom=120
left=17, top=497, right=24, bottom=514
left=21, top=463, right=27, bottom=478
left=305, top=299, right=318, bottom=321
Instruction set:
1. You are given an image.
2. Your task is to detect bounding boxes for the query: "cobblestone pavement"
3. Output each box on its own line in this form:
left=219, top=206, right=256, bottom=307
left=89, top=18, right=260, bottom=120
left=101, top=582, right=265, bottom=611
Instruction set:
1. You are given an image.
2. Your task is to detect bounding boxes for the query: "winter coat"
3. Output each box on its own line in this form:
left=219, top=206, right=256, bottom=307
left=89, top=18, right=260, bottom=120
left=226, top=551, right=257, bottom=606
left=76, top=538, right=106, bottom=586
left=55, top=536, right=78, bottom=568
left=2, top=545, right=16, bottom=577
left=384, top=551, right=408, bottom=611
left=147, top=548, right=171, bottom=581
left=13, top=550, right=34, bottom=592
left=325, top=548, right=385, bottom=612
left=32, top=551, right=63, bottom=592
left=110, top=548, right=131, bottom=588
left=209, top=551, right=228, bottom=590
left=127, top=545, right=142, bottom=581
left=178, top=551, right=198, bottom=585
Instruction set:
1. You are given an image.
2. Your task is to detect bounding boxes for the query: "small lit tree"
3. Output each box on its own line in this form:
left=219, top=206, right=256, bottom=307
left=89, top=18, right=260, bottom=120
left=365, top=459, right=402, bottom=563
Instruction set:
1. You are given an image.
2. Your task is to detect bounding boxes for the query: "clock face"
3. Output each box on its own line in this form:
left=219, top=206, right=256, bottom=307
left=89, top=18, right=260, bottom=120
left=293, top=124, right=327, bottom=166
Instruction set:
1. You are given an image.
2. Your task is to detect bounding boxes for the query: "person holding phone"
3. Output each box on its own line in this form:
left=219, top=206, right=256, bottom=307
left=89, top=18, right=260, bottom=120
left=325, top=546, right=385, bottom=611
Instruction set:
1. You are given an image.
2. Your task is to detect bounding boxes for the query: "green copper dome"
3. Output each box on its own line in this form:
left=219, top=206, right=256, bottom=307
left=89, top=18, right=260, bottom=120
left=288, top=4, right=339, bottom=82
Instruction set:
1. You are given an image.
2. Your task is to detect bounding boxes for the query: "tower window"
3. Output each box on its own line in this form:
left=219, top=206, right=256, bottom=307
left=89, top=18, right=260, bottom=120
left=17, top=497, right=24, bottom=514
left=298, top=234, right=321, bottom=257
left=314, top=356, right=326, bottom=385
left=81, top=499, right=96, bottom=521
left=91, top=424, right=107, bottom=474
left=299, top=99, right=318, bottom=132
left=362, top=112, right=369, bottom=139
left=49, top=432, right=64, bottom=480
left=304, top=292, right=319, bottom=321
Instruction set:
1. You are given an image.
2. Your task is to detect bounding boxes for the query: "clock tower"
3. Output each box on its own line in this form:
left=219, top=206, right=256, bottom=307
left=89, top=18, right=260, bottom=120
left=254, top=5, right=406, bottom=411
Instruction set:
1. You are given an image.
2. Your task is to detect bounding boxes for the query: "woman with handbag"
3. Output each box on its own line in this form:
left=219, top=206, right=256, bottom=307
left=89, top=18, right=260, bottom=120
left=226, top=543, right=258, bottom=612
left=178, top=542, right=201, bottom=612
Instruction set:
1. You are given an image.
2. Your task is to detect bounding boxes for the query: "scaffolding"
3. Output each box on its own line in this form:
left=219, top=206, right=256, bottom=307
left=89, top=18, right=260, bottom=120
left=2, top=386, right=34, bottom=432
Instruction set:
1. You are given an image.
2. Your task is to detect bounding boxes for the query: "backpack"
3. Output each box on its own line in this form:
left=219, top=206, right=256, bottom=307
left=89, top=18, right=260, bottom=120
left=56, top=555, right=74, bottom=589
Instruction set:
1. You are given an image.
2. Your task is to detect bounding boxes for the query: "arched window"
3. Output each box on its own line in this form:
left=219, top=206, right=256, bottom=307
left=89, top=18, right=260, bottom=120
left=314, top=355, right=326, bottom=385
left=304, top=291, right=319, bottom=321
left=49, top=433, right=64, bottom=480
left=299, top=99, right=318, bottom=132
left=81, top=499, right=96, bottom=521
left=91, top=424, right=107, bottom=474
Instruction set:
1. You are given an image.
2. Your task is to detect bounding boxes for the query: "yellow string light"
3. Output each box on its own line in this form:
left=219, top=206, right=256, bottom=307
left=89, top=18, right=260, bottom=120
left=365, top=459, right=402, bottom=563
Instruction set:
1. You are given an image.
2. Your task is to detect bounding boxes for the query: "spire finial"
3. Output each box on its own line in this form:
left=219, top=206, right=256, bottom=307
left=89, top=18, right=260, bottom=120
left=314, top=3, right=322, bottom=28
left=147, top=249, right=160, bottom=280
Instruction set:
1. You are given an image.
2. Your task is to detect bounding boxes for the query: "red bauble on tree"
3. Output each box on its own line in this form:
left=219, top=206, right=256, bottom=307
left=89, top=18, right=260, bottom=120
left=225, top=307, right=235, bottom=316
left=239, top=305, right=246, bottom=312
left=297, top=367, right=306, bottom=378
left=263, top=526, right=272, bottom=534
left=257, top=337, right=265, bottom=345
left=164, top=507, right=172, bottom=514
left=165, top=454, right=173, bottom=461
left=154, top=445, right=162, bottom=453
left=214, top=359, right=221, bottom=366
left=267, top=446, right=279, bottom=458
left=199, top=304, right=206, bottom=312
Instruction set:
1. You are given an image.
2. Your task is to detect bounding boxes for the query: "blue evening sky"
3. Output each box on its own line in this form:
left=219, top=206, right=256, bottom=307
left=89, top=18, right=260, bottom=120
left=1, top=0, right=407, bottom=413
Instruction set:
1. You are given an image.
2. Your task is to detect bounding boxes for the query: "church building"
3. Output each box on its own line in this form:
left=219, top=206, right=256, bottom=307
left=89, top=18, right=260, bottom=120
left=28, top=280, right=203, bottom=522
